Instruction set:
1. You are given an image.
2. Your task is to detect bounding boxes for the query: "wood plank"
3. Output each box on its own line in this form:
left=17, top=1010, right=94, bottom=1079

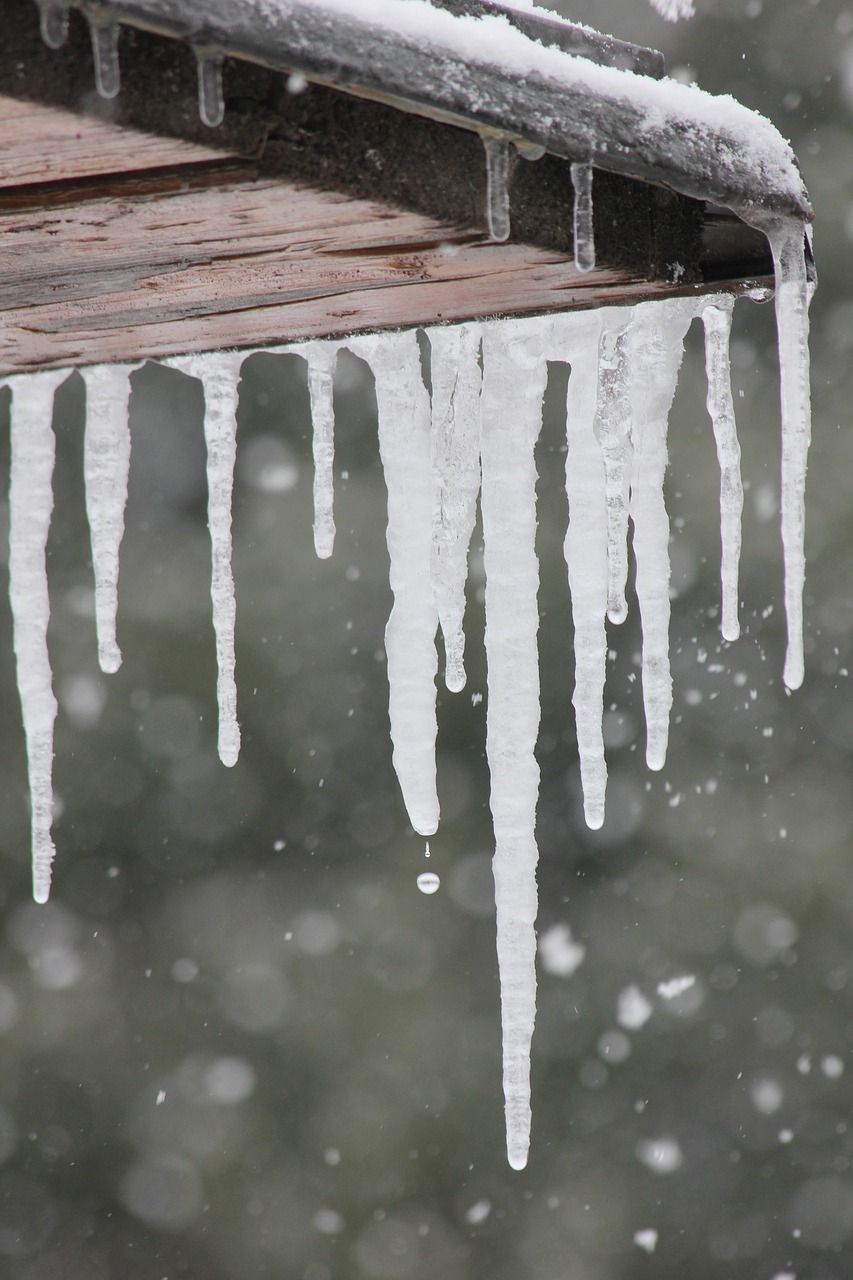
left=0, top=96, right=229, bottom=188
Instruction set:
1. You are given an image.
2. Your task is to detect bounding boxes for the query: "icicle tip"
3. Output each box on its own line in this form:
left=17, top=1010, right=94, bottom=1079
left=507, top=1145, right=529, bottom=1172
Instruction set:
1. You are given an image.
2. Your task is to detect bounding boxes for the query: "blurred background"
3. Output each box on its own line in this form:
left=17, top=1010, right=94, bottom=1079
left=0, top=0, right=852, bottom=1276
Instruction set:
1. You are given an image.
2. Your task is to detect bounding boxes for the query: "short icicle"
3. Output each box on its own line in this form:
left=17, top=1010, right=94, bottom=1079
left=482, top=136, right=511, bottom=243
left=570, top=161, right=596, bottom=273
left=38, top=3, right=69, bottom=48
left=197, top=52, right=225, bottom=128
left=303, top=343, right=339, bottom=560
left=351, top=331, right=439, bottom=837
left=89, top=19, right=121, bottom=100
left=480, top=320, right=549, bottom=1171
left=81, top=365, right=133, bottom=674
left=595, top=314, right=633, bottom=624
left=6, top=370, right=70, bottom=904
left=702, top=300, right=743, bottom=642
left=626, top=300, right=694, bottom=771
left=559, top=315, right=608, bottom=829
left=175, top=354, right=243, bottom=768
left=762, top=218, right=814, bottom=691
left=427, top=322, right=483, bottom=693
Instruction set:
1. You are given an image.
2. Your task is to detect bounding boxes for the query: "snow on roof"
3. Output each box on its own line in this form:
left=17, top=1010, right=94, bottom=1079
left=114, top=0, right=809, bottom=223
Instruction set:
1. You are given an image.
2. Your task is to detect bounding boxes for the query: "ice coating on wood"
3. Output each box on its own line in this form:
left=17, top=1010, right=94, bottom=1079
left=626, top=299, right=693, bottom=772
left=197, top=52, right=226, bottom=128
left=762, top=219, right=814, bottom=691
left=81, top=365, right=133, bottom=674
left=483, top=137, right=511, bottom=243
left=89, top=19, right=121, bottom=100
left=558, top=314, right=608, bottom=830
left=352, top=330, right=440, bottom=837
left=176, top=353, right=243, bottom=768
left=427, top=323, right=483, bottom=693
left=595, top=318, right=633, bottom=625
left=702, top=302, right=743, bottom=643
left=480, top=321, right=548, bottom=1172
left=6, top=371, right=69, bottom=904
left=303, top=343, right=339, bottom=560
left=570, top=161, right=596, bottom=274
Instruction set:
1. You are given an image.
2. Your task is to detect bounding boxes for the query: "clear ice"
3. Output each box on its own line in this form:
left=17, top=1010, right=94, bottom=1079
left=89, top=19, right=121, bottom=100
left=197, top=52, right=225, bottom=128
left=82, top=364, right=133, bottom=674
left=6, top=371, right=69, bottom=904
left=483, top=136, right=512, bottom=243
left=570, top=161, right=596, bottom=273
left=2, top=214, right=813, bottom=1175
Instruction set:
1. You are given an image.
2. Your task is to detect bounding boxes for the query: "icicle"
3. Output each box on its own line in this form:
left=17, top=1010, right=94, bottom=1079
left=570, top=161, right=596, bottom=273
left=89, top=19, right=121, bottom=100
left=702, top=302, right=743, bottom=643
left=480, top=321, right=549, bottom=1172
left=81, top=365, right=133, bottom=674
left=560, top=316, right=608, bottom=829
left=482, top=137, right=511, bottom=243
left=6, top=370, right=69, bottom=904
left=427, top=322, right=483, bottom=693
left=595, top=316, right=633, bottom=625
left=174, top=354, right=243, bottom=768
left=762, top=219, right=814, bottom=691
left=197, top=52, right=225, bottom=128
left=626, top=300, right=693, bottom=772
left=350, top=331, right=439, bottom=836
left=302, top=344, right=338, bottom=560
left=38, top=3, right=69, bottom=49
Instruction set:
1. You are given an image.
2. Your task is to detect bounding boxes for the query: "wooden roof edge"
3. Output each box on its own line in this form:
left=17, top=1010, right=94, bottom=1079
left=32, top=0, right=811, bottom=225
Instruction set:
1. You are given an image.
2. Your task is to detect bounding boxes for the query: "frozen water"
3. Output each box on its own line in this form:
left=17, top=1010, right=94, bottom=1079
left=351, top=331, right=439, bottom=837
left=6, top=370, right=69, bottom=904
left=625, top=299, right=694, bottom=770
left=302, top=343, right=339, bottom=559
left=38, top=3, right=69, bottom=48
left=702, top=302, right=743, bottom=642
left=570, top=161, right=596, bottom=273
left=197, top=53, right=225, bottom=127
left=171, top=354, right=242, bottom=768
left=480, top=320, right=548, bottom=1171
left=595, top=318, right=633, bottom=624
left=81, top=365, right=133, bottom=674
left=427, top=323, right=482, bottom=692
left=89, top=19, right=121, bottom=99
left=483, top=136, right=511, bottom=243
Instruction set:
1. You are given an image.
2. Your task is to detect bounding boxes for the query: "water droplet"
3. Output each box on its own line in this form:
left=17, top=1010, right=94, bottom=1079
left=416, top=872, right=440, bottom=895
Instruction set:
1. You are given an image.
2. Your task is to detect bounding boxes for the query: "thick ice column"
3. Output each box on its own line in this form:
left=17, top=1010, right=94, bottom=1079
left=81, top=364, right=133, bottom=674
left=595, top=314, right=633, bottom=625
left=570, top=161, right=596, bottom=273
left=303, top=343, right=338, bottom=560
left=560, top=316, right=608, bottom=829
left=626, top=300, right=693, bottom=771
left=702, top=302, right=743, bottom=642
left=174, top=353, right=243, bottom=768
left=6, top=370, right=69, bottom=903
left=351, top=331, right=439, bottom=836
left=480, top=320, right=548, bottom=1171
left=763, top=219, right=814, bottom=691
left=427, top=323, right=483, bottom=692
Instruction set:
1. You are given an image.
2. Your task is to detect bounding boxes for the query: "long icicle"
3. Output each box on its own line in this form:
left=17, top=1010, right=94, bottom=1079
left=6, top=370, right=69, bottom=903
left=702, top=301, right=743, bottom=642
left=762, top=218, right=814, bottom=691
left=626, top=300, right=694, bottom=772
left=480, top=320, right=549, bottom=1171
left=303, top=343, right=338, bottom=561
left=177, top=354, right=243, bottom=768
left=81, top=364, right=133, bottom=674
left=595, top=314, right=633, bottom=625
left=351, top=331, right=439, bottom=836
left=560, top=315, right=608, bottom=829
left=427, top=322, right=483, bottom=692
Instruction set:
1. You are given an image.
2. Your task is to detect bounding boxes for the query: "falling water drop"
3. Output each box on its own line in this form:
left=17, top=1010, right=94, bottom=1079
left=417, top=872, right=441, bottom=895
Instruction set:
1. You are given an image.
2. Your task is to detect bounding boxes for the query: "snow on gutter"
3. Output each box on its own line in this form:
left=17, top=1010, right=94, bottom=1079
left=57, top=0, right=811, bottom=225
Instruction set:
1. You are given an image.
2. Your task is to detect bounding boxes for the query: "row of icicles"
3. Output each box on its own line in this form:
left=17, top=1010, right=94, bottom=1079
left=2, top=279, right=811, bottom=1170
